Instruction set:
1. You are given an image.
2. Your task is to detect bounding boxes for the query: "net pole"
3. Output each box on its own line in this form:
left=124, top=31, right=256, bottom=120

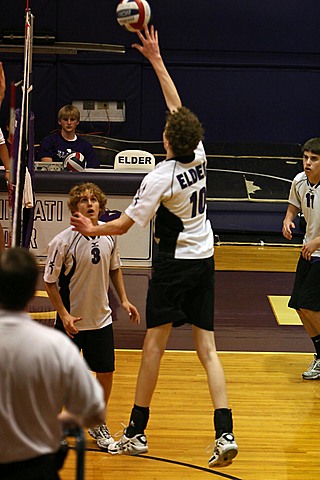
left=12, top=7, right=34, bottom=247
left=7, top=81, right=16, bottom=247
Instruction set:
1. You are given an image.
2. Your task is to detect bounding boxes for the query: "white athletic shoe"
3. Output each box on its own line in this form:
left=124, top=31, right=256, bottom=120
left=88, top=424, right=114, bottom=446
left=99, top=429, right=148, bottom=455
left=208, top=433, right=238, bottom=468
left=302, top=355, right=320, bottom=380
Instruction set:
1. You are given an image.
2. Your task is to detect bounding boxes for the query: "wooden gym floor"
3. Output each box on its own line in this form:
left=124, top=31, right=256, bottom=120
left=33, top=245, right=320, bottom=480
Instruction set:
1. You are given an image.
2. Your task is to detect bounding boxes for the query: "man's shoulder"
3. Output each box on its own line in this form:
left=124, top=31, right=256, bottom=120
left=48, top=226, right=77, bottom=248
left=293, top=171, right=307, bottom=183
left=29, top=321, right=80, bottom=354
left=40, top=131, right=62, bottom=145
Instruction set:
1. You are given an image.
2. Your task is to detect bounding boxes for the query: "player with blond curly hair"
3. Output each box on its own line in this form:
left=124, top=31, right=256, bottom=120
left=44, top=182, right=140, bottom=448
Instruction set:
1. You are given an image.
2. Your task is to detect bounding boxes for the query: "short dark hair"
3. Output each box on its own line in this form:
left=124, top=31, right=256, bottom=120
left=302, top=138, right=320, bottom=155
left=165, top=106, right=204, bottom=157
left=0, top=248, right=38, bottom=310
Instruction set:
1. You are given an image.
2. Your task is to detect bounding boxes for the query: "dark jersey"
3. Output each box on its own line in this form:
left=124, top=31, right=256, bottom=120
left=38, top=132, right=99, bottom=168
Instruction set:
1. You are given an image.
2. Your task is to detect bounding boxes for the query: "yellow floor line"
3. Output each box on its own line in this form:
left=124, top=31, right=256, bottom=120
left=268, top=295, right=302, bottom=325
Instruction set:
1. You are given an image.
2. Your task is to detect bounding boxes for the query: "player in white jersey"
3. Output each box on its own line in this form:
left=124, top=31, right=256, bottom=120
left=70, top=26, right=238, bottom=468
left=283, top=137, right=320, bottom=379
left=44, top=182, right=140, bottom=449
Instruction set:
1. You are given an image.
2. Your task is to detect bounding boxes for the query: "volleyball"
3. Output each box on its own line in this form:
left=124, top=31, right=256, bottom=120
left=64, top=152, right=85, bottom=172
left=116, top=0, right=151, bottom=32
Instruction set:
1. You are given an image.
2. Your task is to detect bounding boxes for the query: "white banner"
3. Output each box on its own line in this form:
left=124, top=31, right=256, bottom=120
left=0, top=192, right=153, bottom=267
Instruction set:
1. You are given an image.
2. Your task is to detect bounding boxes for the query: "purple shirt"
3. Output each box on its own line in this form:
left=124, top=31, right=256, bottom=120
left=38, top=132, right=99, bottom=168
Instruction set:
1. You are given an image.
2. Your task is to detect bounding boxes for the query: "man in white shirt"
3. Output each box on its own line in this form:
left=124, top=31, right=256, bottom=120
left=0, top=247, right=106, bottom=479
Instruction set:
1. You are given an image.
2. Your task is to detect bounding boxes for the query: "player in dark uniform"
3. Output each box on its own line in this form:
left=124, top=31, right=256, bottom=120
left=38, top=104, right=99, bottom=169
left=70, top=26, right=238, bottom=468
left=283, top=138, right=320, bottom=379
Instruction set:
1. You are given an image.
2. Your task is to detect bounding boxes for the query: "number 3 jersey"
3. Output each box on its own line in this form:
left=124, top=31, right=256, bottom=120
left=288, top=171, right=320, bottom=257
left=43, top=223, right=121, bottom=330
left=125, top=142, right=213, bottom=259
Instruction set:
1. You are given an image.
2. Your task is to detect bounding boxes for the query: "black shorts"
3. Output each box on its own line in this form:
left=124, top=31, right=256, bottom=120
left=146, top=255, right=215, bottom=331
left=289, top=255, right=320, bottom=311
left=55, top=322, right=115, bottom=373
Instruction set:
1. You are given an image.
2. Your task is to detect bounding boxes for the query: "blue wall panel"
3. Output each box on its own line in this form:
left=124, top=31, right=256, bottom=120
left=1, top=1, right=320, bottom=145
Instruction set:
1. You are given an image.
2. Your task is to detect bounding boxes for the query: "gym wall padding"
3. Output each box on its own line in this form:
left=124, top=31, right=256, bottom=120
left=1, top=1, right=320, bottom=144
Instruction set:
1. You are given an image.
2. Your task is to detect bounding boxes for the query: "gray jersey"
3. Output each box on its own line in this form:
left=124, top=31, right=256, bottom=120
left=44, top=223, right=121, bottom=330
left=289, top=171, right=320, bottom=256
left=125, top=142, right=213, bottom=259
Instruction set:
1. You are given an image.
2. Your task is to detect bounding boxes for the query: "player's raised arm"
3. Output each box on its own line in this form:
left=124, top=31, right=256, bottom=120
left=132, top=25, right=182, bottom=113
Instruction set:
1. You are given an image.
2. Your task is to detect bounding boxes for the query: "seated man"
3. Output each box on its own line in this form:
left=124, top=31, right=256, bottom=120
left=37, top=104, right=99, bottom=169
